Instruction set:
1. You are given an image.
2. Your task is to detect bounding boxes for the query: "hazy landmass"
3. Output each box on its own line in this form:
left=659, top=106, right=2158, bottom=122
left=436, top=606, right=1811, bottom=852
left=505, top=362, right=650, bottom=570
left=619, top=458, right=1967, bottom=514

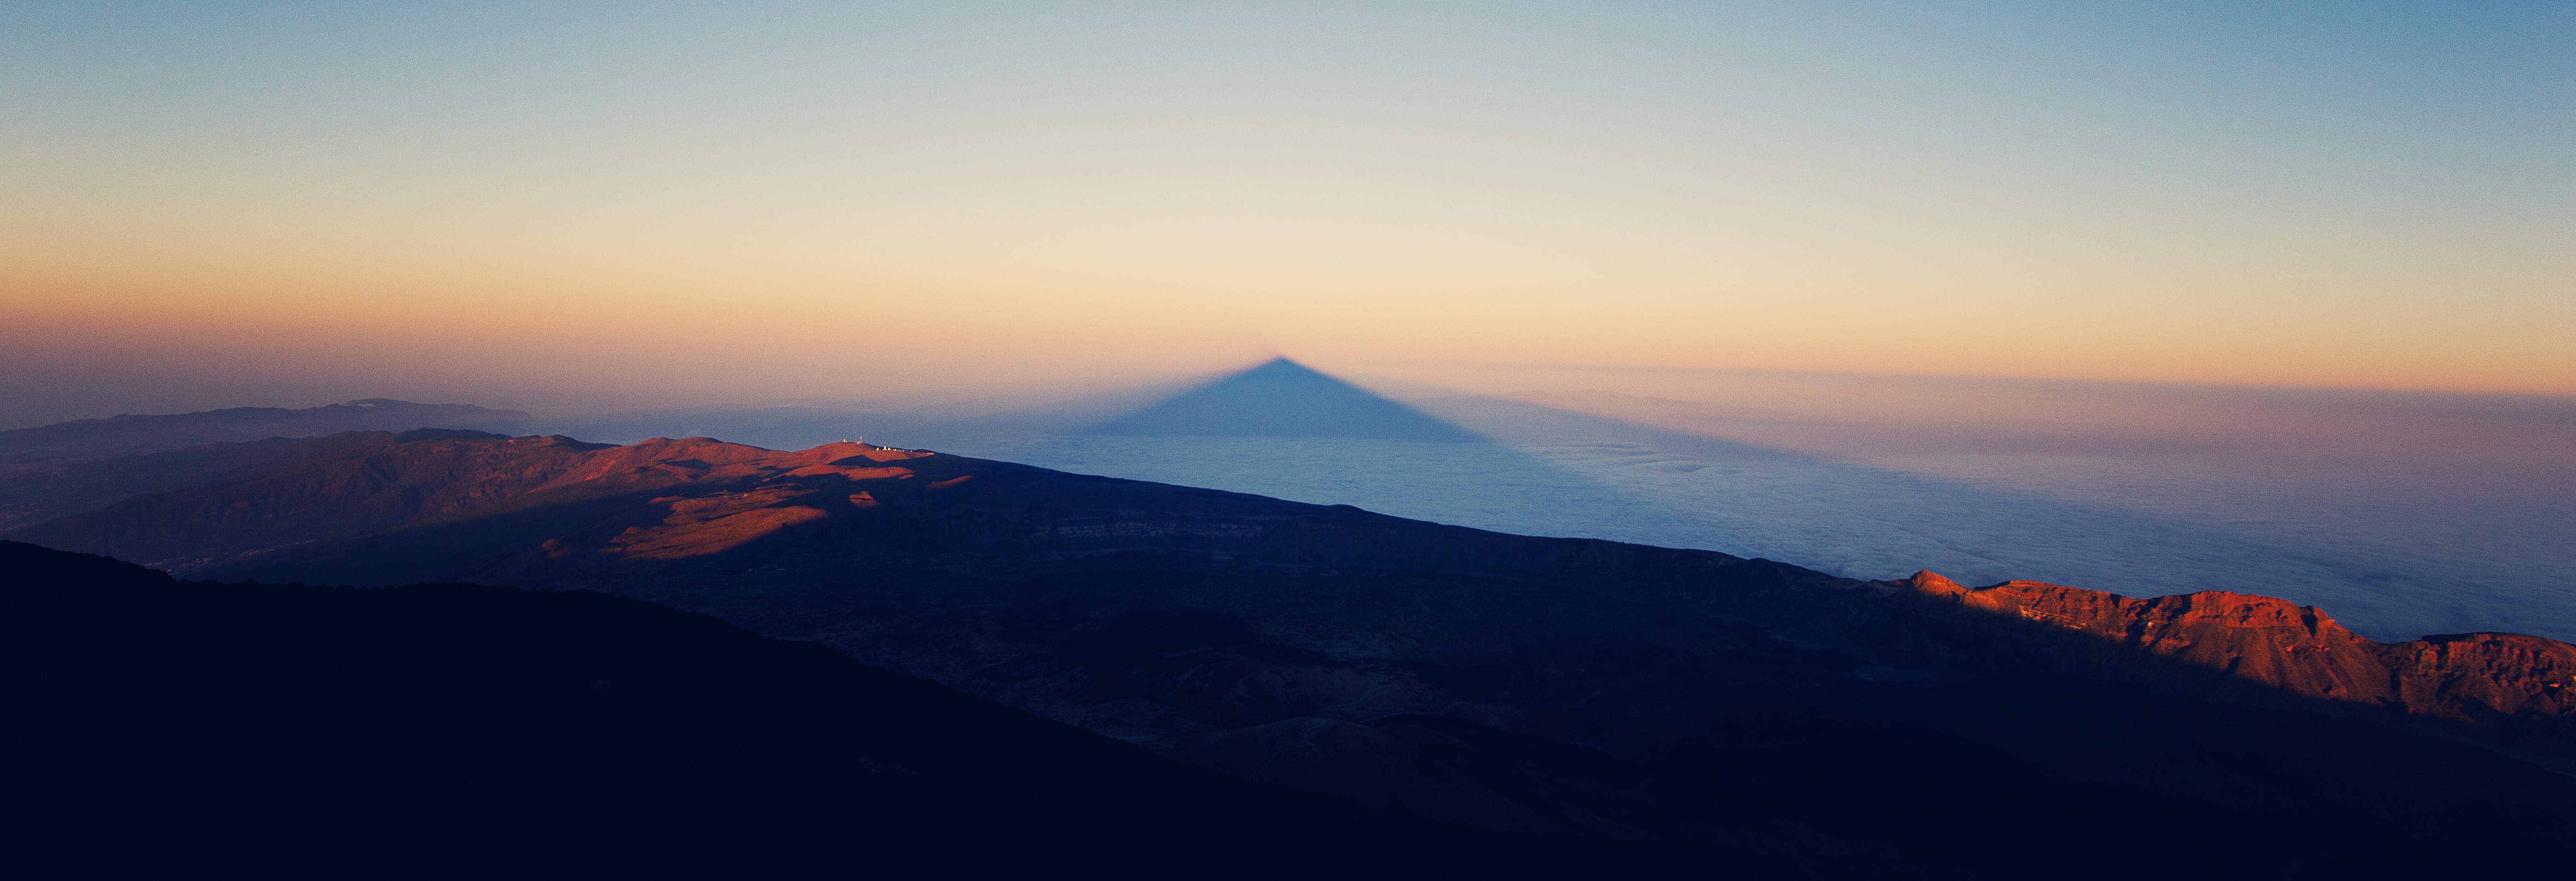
left=0, top=398, right=531, bottom=460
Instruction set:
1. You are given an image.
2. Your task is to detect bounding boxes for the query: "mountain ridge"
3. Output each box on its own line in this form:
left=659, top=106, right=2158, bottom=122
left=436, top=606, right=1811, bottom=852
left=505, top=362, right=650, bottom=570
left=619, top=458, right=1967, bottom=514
left=0, top=398, right=534, bottom=460
left=17, top=429, right=2571, bottom=759
left=13, top=429, right=2576, bottom=875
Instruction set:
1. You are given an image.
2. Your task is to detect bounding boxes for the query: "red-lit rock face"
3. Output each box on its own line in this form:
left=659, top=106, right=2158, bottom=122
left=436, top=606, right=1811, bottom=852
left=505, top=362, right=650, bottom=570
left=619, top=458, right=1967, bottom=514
left=1889, top=570, right=2576, bottom=742
left=6, top=433, right=945, bottom=573
left=536, top=438, right=930, bottom=489
left=516, top=439, right=939, bottom=562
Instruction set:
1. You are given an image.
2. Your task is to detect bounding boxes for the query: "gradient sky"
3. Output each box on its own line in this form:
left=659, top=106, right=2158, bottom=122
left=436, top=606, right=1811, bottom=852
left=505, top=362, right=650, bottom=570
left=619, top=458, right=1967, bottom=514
left=4, top=1, right=2570, bottom=424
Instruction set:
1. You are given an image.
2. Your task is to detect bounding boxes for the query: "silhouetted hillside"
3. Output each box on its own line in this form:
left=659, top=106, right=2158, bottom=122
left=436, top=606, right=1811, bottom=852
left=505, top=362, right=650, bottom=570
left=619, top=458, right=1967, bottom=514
left=3, top=541, right=1771, bottom=878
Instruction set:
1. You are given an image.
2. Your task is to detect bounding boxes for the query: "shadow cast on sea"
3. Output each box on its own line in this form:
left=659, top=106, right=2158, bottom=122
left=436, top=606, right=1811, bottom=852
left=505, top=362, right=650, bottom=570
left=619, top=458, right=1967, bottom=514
left=511, top=360, right=2574, bottom=644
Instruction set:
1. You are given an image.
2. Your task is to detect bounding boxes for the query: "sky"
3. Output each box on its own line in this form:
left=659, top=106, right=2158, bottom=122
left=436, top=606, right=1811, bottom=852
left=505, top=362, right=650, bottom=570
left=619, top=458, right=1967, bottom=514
left=3, top=1, right=2570, bottom=426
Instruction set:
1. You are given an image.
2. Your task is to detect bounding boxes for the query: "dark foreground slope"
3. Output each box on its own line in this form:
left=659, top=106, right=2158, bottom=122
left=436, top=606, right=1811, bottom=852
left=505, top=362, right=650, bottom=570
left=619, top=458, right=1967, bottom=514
left=2, top=542, right=1776, bottom=879
left=14, top=434, right=2576, bottom=876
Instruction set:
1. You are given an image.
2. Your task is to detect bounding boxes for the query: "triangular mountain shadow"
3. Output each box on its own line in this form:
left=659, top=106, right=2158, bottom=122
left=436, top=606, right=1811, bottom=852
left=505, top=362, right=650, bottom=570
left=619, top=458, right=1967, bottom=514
left=1086, top=358, right=1479, bottom=442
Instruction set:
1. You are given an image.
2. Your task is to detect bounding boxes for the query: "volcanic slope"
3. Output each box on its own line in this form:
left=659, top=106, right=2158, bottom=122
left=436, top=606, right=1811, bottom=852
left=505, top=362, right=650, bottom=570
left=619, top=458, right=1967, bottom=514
left=4, top=429, right=613, bottom=569
left=4, top=541, right=1740, bottom=879
left=0, top=398, right=539, bottom=531
left=15, top=431, right=2576, bottom=876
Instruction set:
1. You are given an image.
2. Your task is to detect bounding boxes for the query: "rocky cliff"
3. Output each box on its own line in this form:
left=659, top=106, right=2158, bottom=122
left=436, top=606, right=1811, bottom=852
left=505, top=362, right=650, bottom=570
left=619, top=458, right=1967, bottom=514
left=1860, top=571, right=2576, bottom=763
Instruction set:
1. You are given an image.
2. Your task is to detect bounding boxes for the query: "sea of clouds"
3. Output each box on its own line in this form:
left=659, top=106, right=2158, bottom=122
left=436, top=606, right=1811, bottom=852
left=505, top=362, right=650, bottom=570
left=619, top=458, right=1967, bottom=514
left=539, top=377, right=2575, bottom=644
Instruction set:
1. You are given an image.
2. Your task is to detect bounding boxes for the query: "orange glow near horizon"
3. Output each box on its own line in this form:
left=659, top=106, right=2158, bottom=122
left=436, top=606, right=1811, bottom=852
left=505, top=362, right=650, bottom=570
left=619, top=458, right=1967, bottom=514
left=3, top=3, right=2569, bottom=424
left=8, top=249, right=2566, bottom=416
